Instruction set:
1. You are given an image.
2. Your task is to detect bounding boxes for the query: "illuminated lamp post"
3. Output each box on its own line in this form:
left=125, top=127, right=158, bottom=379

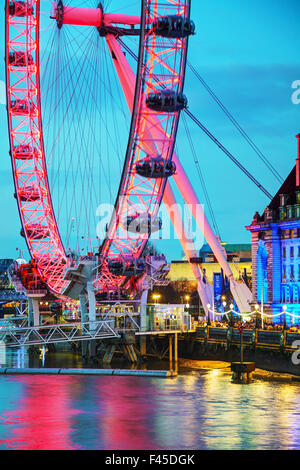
left=230, top=302, right=235, bottom=326
left=223, top=300, right=231, bottom=326
left=207, top=303, right=211, bottom=326
left=283, top=304, right=288, bottom=330
left=255, top=304, right=259, bottom=329
left=261, top=269, right=265, bottom=330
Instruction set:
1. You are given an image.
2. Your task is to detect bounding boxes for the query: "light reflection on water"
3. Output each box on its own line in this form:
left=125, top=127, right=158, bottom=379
left=0, top=365, right=300, bottom=450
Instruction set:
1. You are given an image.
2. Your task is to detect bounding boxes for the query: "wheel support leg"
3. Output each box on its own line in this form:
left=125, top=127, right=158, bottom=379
left=106, top=34, right=252, bottom=313
left=30, top=299, right=40, bottom=326
left=140, top=288, right=148, bottom=356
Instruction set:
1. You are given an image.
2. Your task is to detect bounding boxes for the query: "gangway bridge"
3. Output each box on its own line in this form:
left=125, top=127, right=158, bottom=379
left=0, top=302, right=184, bottom=364
left=0, top=319, right=120, bottom=348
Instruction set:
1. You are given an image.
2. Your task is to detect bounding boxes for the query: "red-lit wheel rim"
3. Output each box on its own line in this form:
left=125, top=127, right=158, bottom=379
left=5, top=0, right=191, bottom=295
left=6, top=0, right=68, bottom=294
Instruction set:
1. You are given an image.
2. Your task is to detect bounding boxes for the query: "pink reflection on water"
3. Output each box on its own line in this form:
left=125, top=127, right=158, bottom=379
left=97, top=377, right=161, bottom=450
left=1, top=376, right=82, bottom=450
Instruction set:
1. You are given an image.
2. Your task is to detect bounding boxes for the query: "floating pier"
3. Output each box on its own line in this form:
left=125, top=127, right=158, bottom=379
left=0, top=367, right=177, bottom=378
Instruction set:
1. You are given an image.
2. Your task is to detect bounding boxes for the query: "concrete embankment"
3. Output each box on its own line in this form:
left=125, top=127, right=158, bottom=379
left=0, top=368, right=177, bottom=377
left=179, top=359, right=300, bottom=383
left=176, top=336, right=300, bottom=377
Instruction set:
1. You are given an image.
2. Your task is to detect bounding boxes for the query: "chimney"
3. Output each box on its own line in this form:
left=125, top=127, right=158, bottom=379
left=296, top=133, right=300, bottom=187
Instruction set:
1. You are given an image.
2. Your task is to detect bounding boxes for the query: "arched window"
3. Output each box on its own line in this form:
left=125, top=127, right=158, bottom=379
left=257, top=242, right=268, bottom=302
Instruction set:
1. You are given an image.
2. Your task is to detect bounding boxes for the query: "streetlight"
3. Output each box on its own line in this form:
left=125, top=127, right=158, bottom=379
left=221, top=300, right=226, bottom=317
left=229, top=303, right=234, bottom=325
left=223, top=300, right=231, bottom=326
left=221, top=295, right=226, bottom=312
left=255, top=304, right=259, bottom=328
left=185, top=294, right=190, bottom=309
left=283, top=304, right=288, bottom=330
left=152, top=293, right=161, bottom=304
left=207, top=303, right=211, bottom=326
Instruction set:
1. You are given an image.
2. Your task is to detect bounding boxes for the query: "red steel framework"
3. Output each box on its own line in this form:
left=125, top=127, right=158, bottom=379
left=5, top=0, right=191, bottom=295
left=5, top=0, right=68, bottom=294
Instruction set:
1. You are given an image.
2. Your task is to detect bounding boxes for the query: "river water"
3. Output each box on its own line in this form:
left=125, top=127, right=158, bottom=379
left=0, top=351, right=300, bottom=450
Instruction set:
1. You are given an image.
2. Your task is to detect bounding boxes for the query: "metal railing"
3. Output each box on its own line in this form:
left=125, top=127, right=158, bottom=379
left=195, top=326, right=300, bottom=350
left=0, top=316, right=28, bottom=328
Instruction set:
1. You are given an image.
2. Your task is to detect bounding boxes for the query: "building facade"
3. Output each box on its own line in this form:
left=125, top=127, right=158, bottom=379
left=168, top=243, right=252, bottom=284
left=246, top=134, right=300, bottom=322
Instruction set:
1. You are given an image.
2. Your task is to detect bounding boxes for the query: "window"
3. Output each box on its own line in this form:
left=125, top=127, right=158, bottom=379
left=257, top=243, right=268, bottom=302
left=291, top=265, right=295, bottom=279
left=283, top=247, right=286, bottom=258
left=282, top=265, right=286, bottom=279
left=291, top=246, right=294, bottom=258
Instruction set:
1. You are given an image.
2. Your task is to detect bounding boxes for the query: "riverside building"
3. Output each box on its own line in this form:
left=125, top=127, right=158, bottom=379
left=246, top=134, right=300, bottom=322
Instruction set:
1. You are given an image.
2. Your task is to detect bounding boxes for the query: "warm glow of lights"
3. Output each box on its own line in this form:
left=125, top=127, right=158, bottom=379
left=152, top=293, right=161, bottom=301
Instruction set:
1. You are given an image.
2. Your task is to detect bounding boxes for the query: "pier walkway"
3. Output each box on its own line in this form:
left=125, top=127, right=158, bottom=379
left=177, top=325, right=300, bottom=353
left=0, top=319, right=119, bottom=347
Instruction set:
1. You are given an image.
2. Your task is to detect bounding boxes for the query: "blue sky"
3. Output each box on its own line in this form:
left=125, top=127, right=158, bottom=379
left=0, top=0, right=299, bottom=261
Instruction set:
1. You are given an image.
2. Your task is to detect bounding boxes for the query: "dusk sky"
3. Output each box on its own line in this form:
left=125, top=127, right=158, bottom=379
left=0, top=0, right=299, bottom=261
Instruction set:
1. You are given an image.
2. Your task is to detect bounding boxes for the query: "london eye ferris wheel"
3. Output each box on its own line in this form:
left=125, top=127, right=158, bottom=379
left=5, top=0, right=194, bottom=297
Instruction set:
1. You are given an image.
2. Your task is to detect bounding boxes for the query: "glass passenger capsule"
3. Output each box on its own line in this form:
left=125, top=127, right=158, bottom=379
left=23, top=224, right=50, bottom=239
left=18, top=185, right=40, bottom=202
left=13, top=144, right=39, bottom=160
left=108, top=256, right=146, bottom=277
left=153, top=15, right=195, bottom=38
left=125, top=213, right=162, bottom=235
left=135, top=156, right=176, bottom=178
left=9, top=51, right=34, bottom=67
left=11, top=99, right=37, bottom=116
left=9, top=1, right=34, bottom=17
left=146, top=91, right=187, bottom=112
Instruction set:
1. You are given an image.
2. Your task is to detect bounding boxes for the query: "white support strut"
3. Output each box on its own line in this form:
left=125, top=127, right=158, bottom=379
left=171, top=156, right=252, bottom=312
left=163, top=182, right=213, bottom=315
left=106, top=37, right=252, bottom=313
